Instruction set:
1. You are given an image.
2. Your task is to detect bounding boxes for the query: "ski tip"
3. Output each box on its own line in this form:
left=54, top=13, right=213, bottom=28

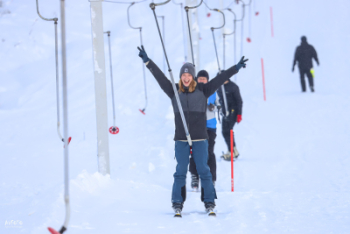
left=48, top=227, right=60, bottom=234
left=139, top=109, right=146, bottom=115
left=174, top=214, right=182, bottom=218
left=208, top=212, right=216, bottom=217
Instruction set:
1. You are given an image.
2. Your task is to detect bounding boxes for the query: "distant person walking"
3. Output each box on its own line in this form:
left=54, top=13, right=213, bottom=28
left=292, top=36, right=320, bottom=92
left=218, top=79, right=243, bottom=161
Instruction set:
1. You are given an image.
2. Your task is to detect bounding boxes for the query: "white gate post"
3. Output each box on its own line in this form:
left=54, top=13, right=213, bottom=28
left=89, top=0, right=110, bottom=175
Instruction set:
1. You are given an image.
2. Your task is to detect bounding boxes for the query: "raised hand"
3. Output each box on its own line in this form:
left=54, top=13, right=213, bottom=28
left=236, top=56, right=249, bottom=70
left=137, top=45, right=150, bottom=63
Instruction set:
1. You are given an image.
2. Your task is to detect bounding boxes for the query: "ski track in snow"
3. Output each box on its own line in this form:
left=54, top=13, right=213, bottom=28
left=1, top=0, right=350, bottom=233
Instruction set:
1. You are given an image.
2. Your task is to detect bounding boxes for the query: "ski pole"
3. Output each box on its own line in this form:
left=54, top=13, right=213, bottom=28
left=149, top=1, right=193, bottom=151
left=172, top=0, right=187, bottom=63
left=184, top=0, right=203, bottom=69
left=104, top=31, right=119, bottom=134
left=127, top=2, right=148, bottom=114
left=48, top=0, right=70, bottom=233
left=203, top=3, right=229, bottom=118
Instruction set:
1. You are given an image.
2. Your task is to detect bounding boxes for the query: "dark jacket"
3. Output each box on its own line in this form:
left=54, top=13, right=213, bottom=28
left=293, top=41, right=319, bottom=70
left=146, top=60, right=238, bottom=141
left=217, top=80, right=243, bottom=116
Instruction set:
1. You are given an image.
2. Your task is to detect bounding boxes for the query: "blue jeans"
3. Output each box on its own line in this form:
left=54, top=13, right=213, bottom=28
left=172, top=140, right=217, bottom=204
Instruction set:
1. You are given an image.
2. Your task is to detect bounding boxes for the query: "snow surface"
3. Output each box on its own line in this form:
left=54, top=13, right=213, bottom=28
left=1, top=0, right=350, bottom=233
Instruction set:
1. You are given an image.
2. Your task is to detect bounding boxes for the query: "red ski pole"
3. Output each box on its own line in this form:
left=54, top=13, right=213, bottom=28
left=230, top=129, right=234, bottom=192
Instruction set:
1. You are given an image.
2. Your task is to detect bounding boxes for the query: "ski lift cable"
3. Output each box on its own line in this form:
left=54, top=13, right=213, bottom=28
left=36, top=0, right=70, bottom=143
left=127, top=2, right=148, bottom=114
left=149, top=1, right=193, bottom=149
left=203, top=2, right=229, bottom=117
left=172, top=0, right=187, bottom=62
left=184, top=0, right=203, bottom=68
left=103, top=0, right=148, bottom=4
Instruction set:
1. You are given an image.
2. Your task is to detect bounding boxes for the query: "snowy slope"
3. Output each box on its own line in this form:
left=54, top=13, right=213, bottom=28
left=1, top=0, right=350, bottom=233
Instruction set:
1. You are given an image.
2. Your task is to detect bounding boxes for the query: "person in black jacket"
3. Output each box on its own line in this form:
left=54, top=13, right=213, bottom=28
left=138, top=46, right=248, bottom=215
left=217, top=79, right=243, bottom=160
left=292, top=36, right=320, bottom=92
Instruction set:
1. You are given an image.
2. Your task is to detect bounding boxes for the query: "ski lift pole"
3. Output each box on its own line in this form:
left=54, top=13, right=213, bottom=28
left=104, top=31, right=119, bottom=134
left=225, top=8, right=237, bottom=65
left=127, top=2, right=148, bottom=114
left=36, top=0, right=63, bottom=141
left=184, top=0, right=203, bottom=68
left=157, top=15, right=166, bottom=73
left=150, top=1, right=193, bottom=150
left=48, top=0, right=70, bottom=233
left=222, top=19, right=234, bottom=70
left=209, top=8, right=229, bottom=117
left=172, top=0, right=187, bottom=62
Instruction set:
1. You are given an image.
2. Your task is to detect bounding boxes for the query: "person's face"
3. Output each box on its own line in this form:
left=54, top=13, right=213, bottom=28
left=197, top=76, right=208, bottom=84
left=181, top=73, right=193, bottom=87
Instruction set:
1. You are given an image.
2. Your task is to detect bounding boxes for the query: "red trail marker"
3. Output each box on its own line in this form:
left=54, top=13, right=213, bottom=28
left=270, top=7, right=274, bottom=37
left=261, top=58, right=266, bottom=101
left=230, top=130, right=234, bottom=192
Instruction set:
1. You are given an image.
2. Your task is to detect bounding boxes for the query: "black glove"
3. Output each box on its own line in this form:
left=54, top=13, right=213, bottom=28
left=208, top=103, right=215, bottom=111
left=235, top=56, right=249, bottom=71
left=137, top=45, right=150, bottom=63
left=292, top=66, right=295, bottom=72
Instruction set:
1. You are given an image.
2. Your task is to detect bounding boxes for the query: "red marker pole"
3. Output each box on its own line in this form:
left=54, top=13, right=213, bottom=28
left=261, top=58, right=266, bottom=101
left=270, top=7, right=274, bottom=37
left=230, top=130, right=234, bottom=192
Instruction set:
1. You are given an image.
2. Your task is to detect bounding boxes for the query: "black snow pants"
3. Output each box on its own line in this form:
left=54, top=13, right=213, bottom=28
left=222, top=114, right=237, bottom=152
left=189, top=128, right=217, bottom=181
left=299, top=67, right=314, bottom=92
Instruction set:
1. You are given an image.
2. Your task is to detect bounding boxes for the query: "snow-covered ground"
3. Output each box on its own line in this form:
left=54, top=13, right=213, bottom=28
left=1, top=0, right=350, bottom=233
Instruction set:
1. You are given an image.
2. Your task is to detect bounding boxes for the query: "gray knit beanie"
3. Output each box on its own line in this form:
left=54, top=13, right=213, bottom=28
left=179, top=63, right=196, bottom=79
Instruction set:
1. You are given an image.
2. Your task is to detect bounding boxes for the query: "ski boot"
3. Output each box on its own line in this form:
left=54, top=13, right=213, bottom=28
left=204, top=202, right=216, bottom=217
left=234, top=147, right=240, bottom=159
left=191, top=174, right=199, bottom=192
left=221, top=151, right=231, bottom=161
left=172, top=202, right=183, bottom=218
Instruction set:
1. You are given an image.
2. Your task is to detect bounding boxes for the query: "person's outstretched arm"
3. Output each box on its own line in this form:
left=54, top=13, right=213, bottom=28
left=292, top=48, right=298, bottom=72
left=138, top=46, right=174, bottom=99
left=202, top=56, right=248, bottom=98
left=312, top=46, right=320, bottom=66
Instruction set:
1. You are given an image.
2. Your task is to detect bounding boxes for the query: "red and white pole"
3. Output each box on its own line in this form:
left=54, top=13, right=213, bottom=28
left=261, top=58, right=266, bottom=101
left=270, top=7, right=274, bottom=38
left=230, top=130, right=234, bottom=192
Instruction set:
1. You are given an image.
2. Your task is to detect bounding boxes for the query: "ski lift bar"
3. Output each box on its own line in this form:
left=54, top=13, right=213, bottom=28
left=127, top=2, right=148, bottom=114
